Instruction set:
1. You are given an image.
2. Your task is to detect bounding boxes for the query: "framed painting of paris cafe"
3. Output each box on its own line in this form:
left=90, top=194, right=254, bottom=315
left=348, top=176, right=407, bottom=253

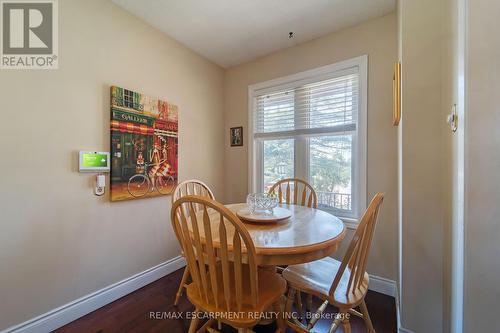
left=110, top=86, right=178, bottom=201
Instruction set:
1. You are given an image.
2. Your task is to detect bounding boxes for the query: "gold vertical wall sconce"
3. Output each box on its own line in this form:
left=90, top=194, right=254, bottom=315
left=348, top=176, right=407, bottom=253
left=393, top=62, right=401, bottom=126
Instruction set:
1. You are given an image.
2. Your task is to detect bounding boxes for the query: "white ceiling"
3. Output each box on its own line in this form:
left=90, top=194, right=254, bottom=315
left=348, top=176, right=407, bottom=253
left=112, top=0, right=396, bottom=68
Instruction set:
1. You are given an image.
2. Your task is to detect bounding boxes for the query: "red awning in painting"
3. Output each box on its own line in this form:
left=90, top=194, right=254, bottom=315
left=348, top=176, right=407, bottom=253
left=154, top=119, right=178, bottom=132
left=111, top=120, right=154, bottom=136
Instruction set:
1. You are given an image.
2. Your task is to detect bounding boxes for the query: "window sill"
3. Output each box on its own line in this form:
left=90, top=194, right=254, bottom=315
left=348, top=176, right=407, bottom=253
left=317, top=207, right=359, bottom=230
left=339, top=217, right=359, bottom=230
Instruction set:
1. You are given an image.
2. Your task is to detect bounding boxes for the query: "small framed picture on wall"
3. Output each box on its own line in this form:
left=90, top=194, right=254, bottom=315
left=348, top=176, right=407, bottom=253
left=230, top=126, right=243, bottom=147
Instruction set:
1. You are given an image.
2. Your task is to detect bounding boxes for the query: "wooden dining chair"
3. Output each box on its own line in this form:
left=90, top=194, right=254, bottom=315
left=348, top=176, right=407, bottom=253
left=268, top=178, right=317, bottom=209
left=171, top=195, right=287, bottom=333
left=282, top=193, right=384, bottom=333
left=268, top=178, right=317, bottom=313
left=172, top=179, right=215, bottom=306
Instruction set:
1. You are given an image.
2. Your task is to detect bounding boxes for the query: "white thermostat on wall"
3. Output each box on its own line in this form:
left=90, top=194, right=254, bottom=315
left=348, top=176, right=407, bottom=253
left=79, top=151, right=110, bottom=172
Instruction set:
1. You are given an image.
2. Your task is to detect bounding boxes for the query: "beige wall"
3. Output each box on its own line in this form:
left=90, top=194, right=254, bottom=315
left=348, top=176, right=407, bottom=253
left=464, top=0, right=500, bottom=331
left=0, top=0, right=224, bottom=330
left=398, top=0, right=449, bottom=331
left=223, top=13, right=398, bottom=281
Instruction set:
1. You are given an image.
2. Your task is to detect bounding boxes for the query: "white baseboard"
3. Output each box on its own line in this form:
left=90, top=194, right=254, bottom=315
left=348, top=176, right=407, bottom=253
left=368, top=274, right=396, bottom=297
left=399, top=327, right=417, bottom=333
left=1, top=256, right=186, bottom=333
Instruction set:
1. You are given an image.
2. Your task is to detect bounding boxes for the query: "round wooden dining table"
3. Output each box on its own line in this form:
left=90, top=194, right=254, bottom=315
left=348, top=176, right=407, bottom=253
left=199, top=203, right=346, bottom=267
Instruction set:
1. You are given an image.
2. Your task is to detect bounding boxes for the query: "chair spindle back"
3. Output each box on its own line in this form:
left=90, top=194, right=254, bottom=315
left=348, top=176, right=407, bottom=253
left=171, top=195, right=259, bottom=312
left=268, top=178, right=317, bottom=208
left=172, top=179, right=215, bottom=212
left=329, top=193, right=384, bottom=297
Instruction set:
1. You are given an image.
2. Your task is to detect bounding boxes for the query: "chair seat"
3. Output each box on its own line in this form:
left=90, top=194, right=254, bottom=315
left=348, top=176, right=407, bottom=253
left=186, top=264, right=287, bottom=327
left=282, top=256, right=369, bottom=308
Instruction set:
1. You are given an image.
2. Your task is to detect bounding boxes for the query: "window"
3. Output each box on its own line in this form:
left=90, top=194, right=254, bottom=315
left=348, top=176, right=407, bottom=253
left=124, top=89, right=134, bottom=108
left=249, top=56, right=367, bottom=220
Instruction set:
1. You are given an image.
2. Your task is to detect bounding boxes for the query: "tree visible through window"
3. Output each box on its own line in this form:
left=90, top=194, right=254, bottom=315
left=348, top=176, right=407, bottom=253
left=310, top=135, right=352, bottom=212
left=263, top=139, right=294, bottom=190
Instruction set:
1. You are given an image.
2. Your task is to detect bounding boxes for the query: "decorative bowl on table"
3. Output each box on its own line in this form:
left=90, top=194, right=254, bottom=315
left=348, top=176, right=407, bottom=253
left=246, top=193, right=278, bottom=214
left=237, top=193, right=290, bottom=223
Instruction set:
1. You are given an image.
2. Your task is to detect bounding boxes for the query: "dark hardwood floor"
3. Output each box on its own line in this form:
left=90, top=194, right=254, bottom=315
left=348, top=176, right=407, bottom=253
left=54, top=268, right=397, bottom=333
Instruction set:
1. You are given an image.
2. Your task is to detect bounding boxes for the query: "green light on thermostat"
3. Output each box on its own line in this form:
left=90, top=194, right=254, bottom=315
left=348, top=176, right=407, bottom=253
left=82, top=153, right=108, bottom=167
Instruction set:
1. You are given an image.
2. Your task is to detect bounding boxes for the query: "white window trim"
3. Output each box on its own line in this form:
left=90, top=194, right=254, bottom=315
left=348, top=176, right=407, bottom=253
left=248, top=55, right=367, bottom=222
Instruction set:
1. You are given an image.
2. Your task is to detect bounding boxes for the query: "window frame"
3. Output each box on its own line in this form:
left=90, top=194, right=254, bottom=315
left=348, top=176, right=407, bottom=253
left=248, top=55, right=367, bottom=224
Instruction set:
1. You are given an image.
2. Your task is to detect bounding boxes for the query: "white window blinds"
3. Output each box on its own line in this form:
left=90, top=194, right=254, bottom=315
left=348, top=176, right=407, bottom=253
left=253, top=67, right=359, bottom=138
